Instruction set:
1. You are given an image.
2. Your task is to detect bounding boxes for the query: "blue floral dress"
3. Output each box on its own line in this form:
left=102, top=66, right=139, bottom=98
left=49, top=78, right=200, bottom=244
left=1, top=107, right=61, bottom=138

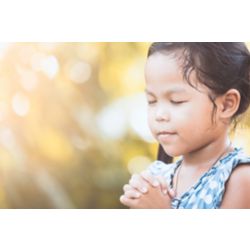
left=148, top=146, right=250, bottom=209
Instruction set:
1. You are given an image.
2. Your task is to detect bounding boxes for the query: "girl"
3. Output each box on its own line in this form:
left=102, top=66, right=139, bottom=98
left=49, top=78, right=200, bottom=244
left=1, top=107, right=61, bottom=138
left=120, top=42, right=250, bottom=209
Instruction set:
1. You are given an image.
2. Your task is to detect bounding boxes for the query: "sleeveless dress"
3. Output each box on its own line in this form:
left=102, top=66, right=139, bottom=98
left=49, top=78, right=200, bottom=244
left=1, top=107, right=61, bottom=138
left=147, top=146, right=250, bottom=209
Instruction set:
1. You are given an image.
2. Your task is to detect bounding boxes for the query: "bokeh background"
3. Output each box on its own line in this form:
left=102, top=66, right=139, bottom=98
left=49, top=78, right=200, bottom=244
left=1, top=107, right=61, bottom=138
left=0, top=42, right=249, bottom=208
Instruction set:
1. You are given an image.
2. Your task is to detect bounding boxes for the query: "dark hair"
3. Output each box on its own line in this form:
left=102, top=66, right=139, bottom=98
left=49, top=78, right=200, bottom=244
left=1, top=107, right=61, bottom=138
left=147, top=43, right=250, bottom=127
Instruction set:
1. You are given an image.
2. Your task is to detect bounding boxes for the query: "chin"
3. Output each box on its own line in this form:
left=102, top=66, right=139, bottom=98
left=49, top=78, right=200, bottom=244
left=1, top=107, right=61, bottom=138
left=160, top=144, right=183, bottom=157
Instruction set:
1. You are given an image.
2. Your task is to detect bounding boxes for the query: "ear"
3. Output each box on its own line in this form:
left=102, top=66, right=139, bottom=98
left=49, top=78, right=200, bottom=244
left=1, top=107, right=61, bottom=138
left=217, top=89, right=241, bottom=120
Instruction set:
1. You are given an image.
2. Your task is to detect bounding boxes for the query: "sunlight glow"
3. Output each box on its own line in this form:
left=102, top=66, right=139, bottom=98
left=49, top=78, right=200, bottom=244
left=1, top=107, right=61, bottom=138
left=96, top=102, right=127, bottom=140
left=12, top=93, right=30, bottom=116
left=128, top=93, right=155, bottom=142
left=69, top=61, right=92, bottom=84
left=41, top=55, right=59, bottom=78
left=127, top=155, right=152, bottom=174
left=18, top=67, right=39, bottom=91
left=0, top=43, right=10, bottom=59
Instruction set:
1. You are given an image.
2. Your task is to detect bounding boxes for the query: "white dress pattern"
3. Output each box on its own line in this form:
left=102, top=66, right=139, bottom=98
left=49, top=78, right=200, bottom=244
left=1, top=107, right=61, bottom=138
left=147, top=146, right=250, bottom=209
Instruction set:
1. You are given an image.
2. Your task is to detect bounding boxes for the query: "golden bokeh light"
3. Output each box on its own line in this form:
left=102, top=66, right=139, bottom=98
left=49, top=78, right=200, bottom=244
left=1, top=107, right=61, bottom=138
left=0, top=42, right=249, bottom=208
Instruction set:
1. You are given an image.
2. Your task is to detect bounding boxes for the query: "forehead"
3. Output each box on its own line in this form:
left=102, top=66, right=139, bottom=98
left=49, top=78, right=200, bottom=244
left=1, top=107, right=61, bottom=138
left=145, top=52, right=182, bottom=79
left=144, top=53, right=209, bottom=95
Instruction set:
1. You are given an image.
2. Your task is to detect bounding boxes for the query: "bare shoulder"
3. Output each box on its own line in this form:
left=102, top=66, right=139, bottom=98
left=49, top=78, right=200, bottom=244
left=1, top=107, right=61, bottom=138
left=220, top=163, right=250, bottom=208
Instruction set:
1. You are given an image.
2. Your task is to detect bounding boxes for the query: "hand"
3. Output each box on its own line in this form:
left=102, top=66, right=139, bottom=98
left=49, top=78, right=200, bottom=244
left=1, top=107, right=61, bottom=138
left=120, top=184, right=173, bottom=209
left=120, top=170, right=176, bottom=208
left=122, top=170, right=176, bottom=198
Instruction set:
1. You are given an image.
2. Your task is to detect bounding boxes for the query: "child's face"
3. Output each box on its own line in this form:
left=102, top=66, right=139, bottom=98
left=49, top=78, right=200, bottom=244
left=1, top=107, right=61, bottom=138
left=145, top=53, right=224, bottom=157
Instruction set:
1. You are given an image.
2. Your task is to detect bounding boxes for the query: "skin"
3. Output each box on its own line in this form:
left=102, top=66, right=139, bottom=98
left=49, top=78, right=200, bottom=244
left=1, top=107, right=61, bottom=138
left=120, top=51, right=250, bottom=209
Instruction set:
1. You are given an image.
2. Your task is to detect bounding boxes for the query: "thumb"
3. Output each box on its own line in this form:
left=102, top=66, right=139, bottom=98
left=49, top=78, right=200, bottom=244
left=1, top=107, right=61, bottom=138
left=167, top=188, right=176, bottom=199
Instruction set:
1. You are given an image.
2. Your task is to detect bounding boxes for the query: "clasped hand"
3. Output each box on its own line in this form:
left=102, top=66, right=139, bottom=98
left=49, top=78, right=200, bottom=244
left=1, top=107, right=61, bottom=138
left=120, top=170, right=176, bottom=209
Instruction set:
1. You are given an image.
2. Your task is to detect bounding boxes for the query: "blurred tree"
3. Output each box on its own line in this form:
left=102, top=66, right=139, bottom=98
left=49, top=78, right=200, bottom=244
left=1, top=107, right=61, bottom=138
left=0, top=42, right=156, bottom=208
left=0, top=42, right=249, bottom=208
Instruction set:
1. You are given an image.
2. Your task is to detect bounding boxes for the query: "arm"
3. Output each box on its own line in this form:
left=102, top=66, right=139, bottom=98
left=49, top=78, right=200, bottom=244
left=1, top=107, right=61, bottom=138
left=220, top=164, right=250, bottom=208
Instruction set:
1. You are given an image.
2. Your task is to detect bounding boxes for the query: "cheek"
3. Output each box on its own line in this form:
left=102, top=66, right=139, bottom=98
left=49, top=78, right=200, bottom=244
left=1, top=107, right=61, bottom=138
left=147, top=109, right=155, bottom=131
left=174, top=103, right=214, bottom=133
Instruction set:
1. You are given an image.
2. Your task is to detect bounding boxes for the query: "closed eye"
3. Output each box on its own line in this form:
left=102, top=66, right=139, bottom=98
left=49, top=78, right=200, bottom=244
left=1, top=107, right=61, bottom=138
left=147, top=100, right=157, bottom=105
left=170, top=100, right=187, bottom=105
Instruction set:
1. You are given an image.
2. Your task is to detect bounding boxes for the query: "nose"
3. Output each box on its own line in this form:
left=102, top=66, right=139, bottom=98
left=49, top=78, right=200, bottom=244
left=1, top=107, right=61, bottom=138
left=155, top=105, right=170, bottom=122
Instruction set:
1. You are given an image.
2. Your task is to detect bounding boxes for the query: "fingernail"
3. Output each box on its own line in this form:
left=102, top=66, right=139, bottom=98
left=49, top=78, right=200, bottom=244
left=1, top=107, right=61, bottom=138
left=136, top=193, right=141, bottom=198
left=153, top=181, right=159, bottom=187
left=169, top=189, right=176, bottom=197
left=163, top=189, right=167, bottom=195
left=141, top=187, right=148, bottom=193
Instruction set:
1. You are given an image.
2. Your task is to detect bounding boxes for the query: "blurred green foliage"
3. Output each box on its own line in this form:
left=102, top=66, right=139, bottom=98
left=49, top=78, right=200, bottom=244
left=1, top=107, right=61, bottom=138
left=0, top=43, right=158, bottom=208
left=0, top=42, right=249, bottom=208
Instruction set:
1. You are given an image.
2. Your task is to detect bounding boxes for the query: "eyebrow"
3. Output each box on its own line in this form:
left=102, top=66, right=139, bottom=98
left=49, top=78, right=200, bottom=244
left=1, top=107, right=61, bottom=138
left=145, top=88, right=187, bottom=97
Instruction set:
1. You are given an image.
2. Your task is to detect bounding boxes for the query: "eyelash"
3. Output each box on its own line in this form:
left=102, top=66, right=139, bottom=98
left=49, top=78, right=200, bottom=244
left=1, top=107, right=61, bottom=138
left=148, top=100, right=186, bottom=105
left=148, top=100, right=156, bottom=105
left=170, top=100, right=186, bottom=105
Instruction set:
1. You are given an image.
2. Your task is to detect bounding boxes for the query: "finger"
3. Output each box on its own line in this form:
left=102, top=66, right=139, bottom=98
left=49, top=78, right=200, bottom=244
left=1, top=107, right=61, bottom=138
left=123, top=184, right=143, bottom=198
left=141, top=170, right=160, bottom=187
left=119, top=195, right=137, bottom=208
left=124, top=190, right=142, bottom=199
left=168, top=188, right=176, bottom=199
left=129, top=174, right=149, bottom=194
left=155, top=175, right=168, bottom=195
left=155, top=175, right=176, bottom=198
left=123, top=184, right=133, bottom=192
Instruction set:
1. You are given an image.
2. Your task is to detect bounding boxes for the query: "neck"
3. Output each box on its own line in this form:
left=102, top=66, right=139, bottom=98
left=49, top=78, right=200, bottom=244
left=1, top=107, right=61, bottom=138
left=182, top=134, right=232, bottom=169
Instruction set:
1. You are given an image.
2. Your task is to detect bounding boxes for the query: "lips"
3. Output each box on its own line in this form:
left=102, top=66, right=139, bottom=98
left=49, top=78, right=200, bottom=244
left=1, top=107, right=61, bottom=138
left=157, top=131, right=177, bottom=142
left=157, top=131, right=176, bottom=136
